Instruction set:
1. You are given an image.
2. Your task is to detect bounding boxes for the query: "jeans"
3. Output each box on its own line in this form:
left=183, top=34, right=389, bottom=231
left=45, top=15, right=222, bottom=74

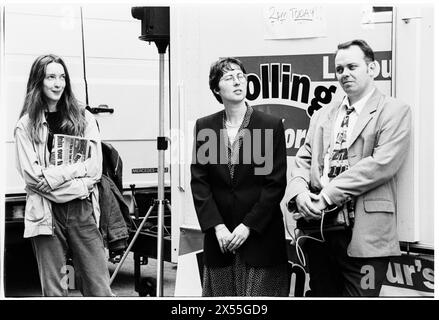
left=31, top=197, right=113, bottom=297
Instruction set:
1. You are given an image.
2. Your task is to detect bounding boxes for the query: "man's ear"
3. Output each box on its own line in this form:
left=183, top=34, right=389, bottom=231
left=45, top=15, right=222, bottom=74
left=368, top=60, right=377, bottom=77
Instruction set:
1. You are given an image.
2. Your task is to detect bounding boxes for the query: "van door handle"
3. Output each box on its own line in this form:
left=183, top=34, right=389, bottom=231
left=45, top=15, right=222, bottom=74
left=86, top=105, right=114, bottom=114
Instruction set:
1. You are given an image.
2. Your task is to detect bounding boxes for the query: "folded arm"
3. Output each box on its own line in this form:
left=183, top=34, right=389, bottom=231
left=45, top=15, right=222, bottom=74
left=322, top=103, right=412, bottom=206
left=26, top=177, right=93, bottom=203
left=283, top=109, right=321, bottom=214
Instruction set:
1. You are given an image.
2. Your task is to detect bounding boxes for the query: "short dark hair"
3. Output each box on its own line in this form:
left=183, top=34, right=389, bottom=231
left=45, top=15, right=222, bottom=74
left=209, top=57, right=247, bottom=104
left=336, top=39, right=375, bottom=63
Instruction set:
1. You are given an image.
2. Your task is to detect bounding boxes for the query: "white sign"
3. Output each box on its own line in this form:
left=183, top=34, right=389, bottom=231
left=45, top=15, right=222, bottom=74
left=263, top=5, right=327, bottom=39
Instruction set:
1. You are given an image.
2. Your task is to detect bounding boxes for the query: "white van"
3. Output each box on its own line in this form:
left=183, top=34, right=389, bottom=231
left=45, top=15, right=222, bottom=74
left=1, top=4, right=171, bottom=296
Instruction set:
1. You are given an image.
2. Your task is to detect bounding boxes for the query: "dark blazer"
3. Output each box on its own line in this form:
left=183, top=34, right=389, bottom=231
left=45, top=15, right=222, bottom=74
left=191, top=108, right=288, bottom=267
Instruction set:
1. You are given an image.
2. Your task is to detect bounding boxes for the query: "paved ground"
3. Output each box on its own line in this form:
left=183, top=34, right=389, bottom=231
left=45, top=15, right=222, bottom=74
left=108, top=255, right=177, bottom=297
left=4, top=246, right=177, bottom=298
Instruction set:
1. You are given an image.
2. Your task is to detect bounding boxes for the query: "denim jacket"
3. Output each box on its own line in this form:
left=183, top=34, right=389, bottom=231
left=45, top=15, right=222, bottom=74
left=14, top=109, right=102, bottom=238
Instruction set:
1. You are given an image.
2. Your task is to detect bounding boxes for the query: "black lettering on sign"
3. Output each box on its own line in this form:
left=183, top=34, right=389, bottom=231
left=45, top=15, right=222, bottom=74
left=132, top=167, right=169, bottom=174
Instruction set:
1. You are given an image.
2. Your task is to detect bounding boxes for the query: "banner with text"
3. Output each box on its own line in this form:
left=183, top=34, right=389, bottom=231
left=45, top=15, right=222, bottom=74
left=238, top=53, right=392, bottom=156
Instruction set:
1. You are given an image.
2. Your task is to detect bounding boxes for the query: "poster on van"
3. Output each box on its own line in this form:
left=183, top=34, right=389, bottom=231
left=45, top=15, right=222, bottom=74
left=238, top=52, right=392, bottom=156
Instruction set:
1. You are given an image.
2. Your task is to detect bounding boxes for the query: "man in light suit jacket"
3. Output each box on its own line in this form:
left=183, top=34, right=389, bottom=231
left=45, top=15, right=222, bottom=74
left=284, top=39, right=411, bottom=296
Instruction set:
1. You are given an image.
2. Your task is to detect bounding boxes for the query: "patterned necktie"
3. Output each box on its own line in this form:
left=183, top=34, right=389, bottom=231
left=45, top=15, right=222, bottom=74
left=328, top=105, right=355, bottom=226
left=328, top=106, right=354, bottom=178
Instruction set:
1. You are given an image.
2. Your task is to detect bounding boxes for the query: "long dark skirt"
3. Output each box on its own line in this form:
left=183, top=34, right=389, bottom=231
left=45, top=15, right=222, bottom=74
left=202, top=252, right=290, bottom=297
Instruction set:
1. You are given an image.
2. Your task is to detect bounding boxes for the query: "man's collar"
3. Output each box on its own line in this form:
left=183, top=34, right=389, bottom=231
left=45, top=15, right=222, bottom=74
left=341, top=87, right=376, bottom=114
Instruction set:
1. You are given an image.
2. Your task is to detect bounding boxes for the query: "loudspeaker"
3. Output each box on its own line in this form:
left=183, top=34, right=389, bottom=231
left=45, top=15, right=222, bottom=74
left=131, top=7, right=170, bottom=42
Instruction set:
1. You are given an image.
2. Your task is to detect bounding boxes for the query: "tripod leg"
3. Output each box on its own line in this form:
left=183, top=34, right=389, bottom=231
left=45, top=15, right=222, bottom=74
left=162, top=201, right=171, bottom=236
left=156, top=200, right=165, bottom=296
left=134, top=252, right=141, bottom=293
left=109, top=203, right=156, bottom=285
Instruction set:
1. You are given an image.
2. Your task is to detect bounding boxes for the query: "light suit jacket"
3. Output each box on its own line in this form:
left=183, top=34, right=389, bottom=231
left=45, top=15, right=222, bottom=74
left=285, top=88, right=412, bottom=257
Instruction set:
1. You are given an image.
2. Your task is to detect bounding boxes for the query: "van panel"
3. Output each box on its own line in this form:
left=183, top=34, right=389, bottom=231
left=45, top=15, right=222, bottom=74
left=81, top=6, right=170, bottom=189
left=4, top=5, right=84, bottom=194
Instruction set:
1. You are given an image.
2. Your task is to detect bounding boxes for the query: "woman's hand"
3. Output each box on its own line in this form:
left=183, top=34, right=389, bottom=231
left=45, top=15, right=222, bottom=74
left=35, top=177, right=53, bottom=193
left=214, top=224, right=232, bottom=254
left=226, top=223, right=250, bottom=253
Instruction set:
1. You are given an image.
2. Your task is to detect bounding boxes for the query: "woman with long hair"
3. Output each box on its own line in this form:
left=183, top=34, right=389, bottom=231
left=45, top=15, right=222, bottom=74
left=14, top=54, right=113, bottom=296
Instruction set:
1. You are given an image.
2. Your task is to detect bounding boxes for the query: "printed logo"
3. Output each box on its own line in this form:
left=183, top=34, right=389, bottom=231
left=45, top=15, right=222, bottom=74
left=238, top=52, right=392, bottom=156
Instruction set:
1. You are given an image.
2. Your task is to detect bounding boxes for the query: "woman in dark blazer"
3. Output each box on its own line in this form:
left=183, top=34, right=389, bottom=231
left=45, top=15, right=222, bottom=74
left=190, top=57, right=290, bottom=296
